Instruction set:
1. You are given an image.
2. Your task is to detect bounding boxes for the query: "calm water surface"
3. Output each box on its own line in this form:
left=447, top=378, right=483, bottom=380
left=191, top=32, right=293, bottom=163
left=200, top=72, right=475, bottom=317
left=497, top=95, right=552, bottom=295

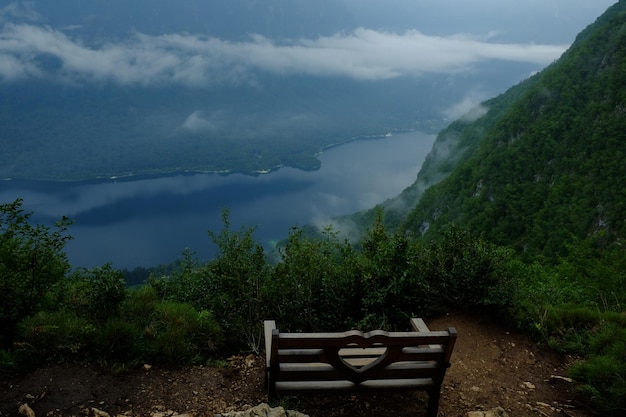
left=0, top=131, right=435, bottom=268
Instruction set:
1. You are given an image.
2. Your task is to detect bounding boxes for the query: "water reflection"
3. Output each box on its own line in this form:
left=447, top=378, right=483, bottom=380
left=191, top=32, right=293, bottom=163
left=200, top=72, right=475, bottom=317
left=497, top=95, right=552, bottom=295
left=0, top=132, right=435, bottom=268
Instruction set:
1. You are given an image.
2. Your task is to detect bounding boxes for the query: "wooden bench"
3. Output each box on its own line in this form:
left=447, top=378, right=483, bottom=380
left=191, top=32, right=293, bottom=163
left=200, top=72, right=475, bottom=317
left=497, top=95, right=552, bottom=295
left=264, top=318, right=457, bottom=417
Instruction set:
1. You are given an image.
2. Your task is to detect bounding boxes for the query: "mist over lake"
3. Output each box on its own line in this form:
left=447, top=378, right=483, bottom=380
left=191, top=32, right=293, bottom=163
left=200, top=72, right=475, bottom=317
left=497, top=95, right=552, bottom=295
left=0, top=132, right=434, bottom=269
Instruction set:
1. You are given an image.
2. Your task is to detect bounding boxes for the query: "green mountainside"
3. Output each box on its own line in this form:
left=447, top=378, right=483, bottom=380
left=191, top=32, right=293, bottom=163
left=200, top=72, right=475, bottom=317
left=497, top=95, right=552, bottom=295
left=395, top=1, right=626, bottom=261
left=341, top=72, right=539, bottom=233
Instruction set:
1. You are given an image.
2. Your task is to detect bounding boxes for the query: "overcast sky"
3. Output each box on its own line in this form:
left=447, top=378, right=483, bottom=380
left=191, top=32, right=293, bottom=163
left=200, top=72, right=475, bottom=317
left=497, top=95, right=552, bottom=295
left=0, top=0, right=618, bottom=87
left=343, top=0, right=618, bottom=42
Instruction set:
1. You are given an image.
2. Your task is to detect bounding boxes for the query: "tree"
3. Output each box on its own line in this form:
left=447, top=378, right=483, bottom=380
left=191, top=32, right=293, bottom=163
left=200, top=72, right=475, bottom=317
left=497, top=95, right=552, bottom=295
left=0, top=198, right=72, bottom=346
left=63, top=264, right=127, bottom=324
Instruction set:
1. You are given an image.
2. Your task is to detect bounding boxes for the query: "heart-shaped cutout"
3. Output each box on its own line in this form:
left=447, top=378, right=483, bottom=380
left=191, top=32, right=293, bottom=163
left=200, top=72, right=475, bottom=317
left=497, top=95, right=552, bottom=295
left=327, top=347, right=392, bottom=384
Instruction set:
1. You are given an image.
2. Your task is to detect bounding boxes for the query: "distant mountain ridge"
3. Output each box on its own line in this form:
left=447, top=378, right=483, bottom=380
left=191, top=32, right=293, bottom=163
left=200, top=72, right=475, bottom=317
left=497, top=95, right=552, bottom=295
left=10, top=0, right=355, bottom=40
left=394, top=1, right=626, bottom=260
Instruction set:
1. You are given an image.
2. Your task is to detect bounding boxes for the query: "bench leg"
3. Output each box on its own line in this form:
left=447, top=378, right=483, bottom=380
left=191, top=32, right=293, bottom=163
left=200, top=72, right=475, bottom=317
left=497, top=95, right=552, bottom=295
left=426, top=389, right=441, bottom=417
left=267, top=375, right=277, bottom=403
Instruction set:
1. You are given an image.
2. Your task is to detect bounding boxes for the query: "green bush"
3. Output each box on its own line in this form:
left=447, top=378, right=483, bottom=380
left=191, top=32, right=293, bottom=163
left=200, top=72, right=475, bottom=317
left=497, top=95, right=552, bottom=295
left=400, top=225, right=517, bottom=317
left=0, top=349, right=22, bottom=374
left=0, top=199, right=72, bottom=346
left=143, top=301, right=223, bottom=364
left=95, top=317, right=143, bottom=364
left=96, top=289, right=223, bottom=366
left=18, top=310, right=95, bottom=361
left=570, top=342, right=626, bottom=415
left=507, top=256, right=625, bottom=416
left=530, top=305, right=599, bottom=353
left=65, top=264, right=127, bottom=324
left=358, top=212, right=416, bottom=329
left=121, top=284, right=159, bottom=325
left=205, top=211, right=269, bottom=350
left=269, top=225, right=361, bottom=332
left=554, top=234, right=626, bottom=311
left=150, top=211, right=269, bottom=352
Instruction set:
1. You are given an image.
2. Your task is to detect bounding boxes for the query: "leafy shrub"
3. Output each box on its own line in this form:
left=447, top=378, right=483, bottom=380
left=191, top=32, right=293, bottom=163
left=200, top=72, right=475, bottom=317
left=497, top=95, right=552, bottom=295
left=418, top=225, right=515, bottom=312
left=205, top=211, right=269, bottom=350
left=269, top=225, right=361, bottom=332
left=196, top=310, right=225, bottom=354
left=530, top=305, right=599, bottom=352
left=144, top=301, right=223, bottom=364
left=121, top=284, right=159, bottom=325
left=63, top=264, right=127, bottom=324
left=0, top=349, right=22, bottom=374
left=554, top=234, right=626, bottom=311
left=569, top=323, right=626, bottom=416
left=501, top=234, right=626, bottom=416
left=0, top=199, right=72, bottom=346
left=150, top=211, right=269, bottom=351
left=95, top=317, right=143, bottom=364
left=359, top=212, right=410, bottom=328
left=17, top=310, right=95, bottom=361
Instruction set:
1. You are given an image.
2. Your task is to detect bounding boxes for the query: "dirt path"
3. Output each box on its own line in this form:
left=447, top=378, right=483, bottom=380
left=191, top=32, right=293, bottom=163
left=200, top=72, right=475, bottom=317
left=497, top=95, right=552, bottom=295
left=0, top=311, right=591, bottom=417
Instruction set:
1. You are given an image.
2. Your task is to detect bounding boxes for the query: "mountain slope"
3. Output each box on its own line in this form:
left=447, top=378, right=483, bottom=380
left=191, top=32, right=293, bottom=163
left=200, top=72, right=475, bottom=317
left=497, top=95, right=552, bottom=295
left=341, top=73, right=540, bottom=232
left=402, top=1, right=626, bottom=259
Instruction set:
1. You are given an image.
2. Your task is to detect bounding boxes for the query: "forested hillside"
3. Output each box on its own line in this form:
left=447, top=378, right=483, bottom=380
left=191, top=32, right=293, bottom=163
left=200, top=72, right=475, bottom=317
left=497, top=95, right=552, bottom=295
left=403, top=1, right=626, bottom=260
left=342, top=72, right=540, bottom=232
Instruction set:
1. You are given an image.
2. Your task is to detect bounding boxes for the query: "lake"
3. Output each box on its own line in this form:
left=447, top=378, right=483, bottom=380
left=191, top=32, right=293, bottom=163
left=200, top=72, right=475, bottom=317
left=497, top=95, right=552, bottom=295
left=0, top=131, right=435, bottom=269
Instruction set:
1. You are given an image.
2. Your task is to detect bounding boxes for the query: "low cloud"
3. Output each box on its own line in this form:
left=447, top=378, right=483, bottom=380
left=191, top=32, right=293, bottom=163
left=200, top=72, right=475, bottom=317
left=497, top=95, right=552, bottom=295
left=0, top=23, right=568, bottom=86
left=0, top=2, right=40, bottom=23
left=443, top=94, right=490, bottom=121
left=180, top=111, right=219, bottom=133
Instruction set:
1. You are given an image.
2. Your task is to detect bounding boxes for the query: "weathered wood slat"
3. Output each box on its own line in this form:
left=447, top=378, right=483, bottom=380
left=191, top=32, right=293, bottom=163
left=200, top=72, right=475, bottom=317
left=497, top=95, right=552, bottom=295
left=275, top=377, right=435, bottom=392
left=411, top=318, right=430, bottom=332
left=275, top=331, right=452, bottom=348
left=264, top=320, right=276, bottom=369
left=339, top=347, right=387, bottom=357
left=276, top=347, right=445, bottom=363
left=412, top=318, right=441, bottom=349
left=276, top=361, right=440, bottom=381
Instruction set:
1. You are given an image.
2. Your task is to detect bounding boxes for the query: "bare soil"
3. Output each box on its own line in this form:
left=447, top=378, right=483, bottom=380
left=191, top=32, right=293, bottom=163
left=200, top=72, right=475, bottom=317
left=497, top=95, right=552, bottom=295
left=1, top=311, right=592, bottom=417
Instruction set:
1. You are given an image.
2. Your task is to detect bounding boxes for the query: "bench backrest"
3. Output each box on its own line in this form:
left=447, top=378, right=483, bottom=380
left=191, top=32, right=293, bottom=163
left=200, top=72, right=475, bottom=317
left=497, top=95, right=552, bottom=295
left=266, top=321, right=456, bottom=386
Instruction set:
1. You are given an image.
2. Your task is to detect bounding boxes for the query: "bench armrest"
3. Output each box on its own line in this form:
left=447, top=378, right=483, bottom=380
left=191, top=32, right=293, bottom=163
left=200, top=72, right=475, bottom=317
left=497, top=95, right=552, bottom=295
left=411, top=318, right=441, bottom=349
left=264, top=320, right=277, bottom=368
left=410, top=318, right=430, bottom=332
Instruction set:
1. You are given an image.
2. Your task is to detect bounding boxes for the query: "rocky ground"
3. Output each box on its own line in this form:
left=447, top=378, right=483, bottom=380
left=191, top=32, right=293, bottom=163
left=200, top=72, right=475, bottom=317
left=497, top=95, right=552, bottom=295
left=1, top=311, right=593, bottom=417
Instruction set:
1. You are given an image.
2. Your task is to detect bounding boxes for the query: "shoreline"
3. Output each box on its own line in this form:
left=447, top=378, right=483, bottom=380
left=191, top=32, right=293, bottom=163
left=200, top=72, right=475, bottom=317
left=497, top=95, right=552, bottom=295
left=2, top=130, right=416, bottom=186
